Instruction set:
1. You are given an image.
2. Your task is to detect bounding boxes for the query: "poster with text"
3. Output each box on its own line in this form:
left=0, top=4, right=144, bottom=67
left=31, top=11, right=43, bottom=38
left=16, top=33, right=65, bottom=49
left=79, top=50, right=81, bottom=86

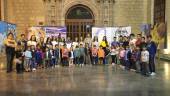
left=92, top=26, right=131, bottom=45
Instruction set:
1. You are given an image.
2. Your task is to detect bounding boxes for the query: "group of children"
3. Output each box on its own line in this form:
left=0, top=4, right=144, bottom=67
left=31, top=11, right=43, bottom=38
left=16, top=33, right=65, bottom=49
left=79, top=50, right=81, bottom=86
left=14, top=34, right=157, bottom=77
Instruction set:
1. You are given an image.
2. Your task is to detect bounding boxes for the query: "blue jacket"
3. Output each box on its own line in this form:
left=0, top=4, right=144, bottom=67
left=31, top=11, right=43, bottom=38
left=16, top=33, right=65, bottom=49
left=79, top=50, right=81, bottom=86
left=147, top=41, right=157, bottom=56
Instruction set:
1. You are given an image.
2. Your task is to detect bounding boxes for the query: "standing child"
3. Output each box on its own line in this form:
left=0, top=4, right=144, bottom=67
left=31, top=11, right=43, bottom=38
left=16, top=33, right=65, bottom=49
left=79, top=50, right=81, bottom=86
left=69, top=46, right=74, bottom=67
left=79, top=44, right=85, bottom=66
left=74, top=45, right=80, bottom=66
left=31, top=45, right=36, bottom=71
left=45, top=47, right=51, bottom=68
left=141, top=46, right=150, bottom=76
left=54, top=44, right=60, bottom=67
left=35, top=44, right=43, bottom=69
left=24, top=46, right=32, bottom=72
left=124, top=46, right=131, bottom=70
left=119, top=46, right=125, bottom=67
left=110, top=46, right=118, bottom=66
left=49, top=45, right=55, bottom=68
left=130, top=47, right=137, bottom=70
left=98, top=46, right=105, bottom=65
left=91, top=45, right=98, bottom=65
left=135, top=46, right=141, bottom=73
left=62, top=44, right=69, bottom=66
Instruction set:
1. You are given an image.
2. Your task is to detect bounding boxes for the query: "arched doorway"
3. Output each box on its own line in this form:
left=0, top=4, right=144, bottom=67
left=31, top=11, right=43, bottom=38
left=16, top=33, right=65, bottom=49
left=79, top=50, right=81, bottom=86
left=65, top=4, right=94, bottom=40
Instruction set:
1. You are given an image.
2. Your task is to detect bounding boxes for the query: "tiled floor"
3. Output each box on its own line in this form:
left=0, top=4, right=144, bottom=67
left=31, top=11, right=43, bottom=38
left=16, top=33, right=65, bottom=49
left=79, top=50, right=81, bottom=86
left=0, top=60, right=170, bottom=96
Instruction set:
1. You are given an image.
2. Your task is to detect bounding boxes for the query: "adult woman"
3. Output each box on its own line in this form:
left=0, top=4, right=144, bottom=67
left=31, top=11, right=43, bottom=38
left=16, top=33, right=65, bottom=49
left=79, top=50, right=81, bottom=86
left=4, top=33, right=17, bottom=73
left=79, top=36, right=84, bottom=46
left=46, top=37, right=52, bottom=48
left=27, top=35, right=37, bottom=47
left=100, top=36, right=109, bottom=64
left=92, top=36, right=99, bottom=48
left=51, top=36, right=58, bottom=49
left=72, top=37, right=79, bottom=49
left=84, top=33, right=92, bottom=47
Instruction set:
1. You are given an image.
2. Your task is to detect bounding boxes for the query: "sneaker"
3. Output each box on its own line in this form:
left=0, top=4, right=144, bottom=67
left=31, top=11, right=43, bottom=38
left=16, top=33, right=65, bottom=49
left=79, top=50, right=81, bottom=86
left=112, top=63, right=115, bottom=66
left=150, top=72, right=156, bottom=76
left=32, top=68, right=36, bottom=71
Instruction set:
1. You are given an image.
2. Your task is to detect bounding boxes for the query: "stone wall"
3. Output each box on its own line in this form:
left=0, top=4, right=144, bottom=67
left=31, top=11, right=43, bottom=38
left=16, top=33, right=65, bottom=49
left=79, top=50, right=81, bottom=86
left=5, top=0, right=45, bottom=37
left=4, top=0, right=151, bottom=36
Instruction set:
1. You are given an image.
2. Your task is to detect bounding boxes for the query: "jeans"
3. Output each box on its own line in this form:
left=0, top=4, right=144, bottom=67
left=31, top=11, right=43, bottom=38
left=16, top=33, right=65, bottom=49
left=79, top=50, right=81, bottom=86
left=125, top=60, right=130, bottom=70
left=24, top=58, right=31, bottom=70
left=6, top=53, right=15, bottom=72
left=92, top=56, right=98, bottom=65
left=149, top=55, right=156, bottom=73
left=141, top=62, right=149, bottom=75
left=31, top=58, right=36, bottom=69
left=62, top=57, right=69, bottom=66
left=111, top=55, right=117, bottom=64
left=75, top=57, right=79, bottom=65
left=79, top=56, right=84, bottom=64
left=135, top=60, right=141, bottom=72
left=51, top=58, right=56, bottom=67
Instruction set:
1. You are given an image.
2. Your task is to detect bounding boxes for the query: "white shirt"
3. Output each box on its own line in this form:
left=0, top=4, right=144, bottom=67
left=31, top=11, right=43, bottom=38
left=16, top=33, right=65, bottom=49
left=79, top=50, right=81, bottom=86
left=141, top=50, right=149, bottom=62
left=92, top=41, right=99, bottom=48
left=110, top=48, right=118, bottom=55
left=24, top=50, right=32, bottom=58
left=51, top=41, right=58, bottom=49
left=27, top=41, right=37, bottom=47
left=66, top=43, right=72, bottom=49
left=72, top=42, right=79, bottom=49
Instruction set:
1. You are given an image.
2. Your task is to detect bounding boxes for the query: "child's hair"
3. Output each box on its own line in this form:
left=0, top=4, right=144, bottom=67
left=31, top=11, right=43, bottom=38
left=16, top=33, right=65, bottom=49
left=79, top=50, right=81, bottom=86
left=31, top=45, right=35, bottom=49
left=126, top=46, right=129, bottom=49
left=55, top=44, right=59, bottom=47
left=76, top=45, right=79, bottom=48
left=112, top=45, right=116, bottom=49
left=93, top=44, right=96, bottom=47
left=99, top=45, right=103, bottom=48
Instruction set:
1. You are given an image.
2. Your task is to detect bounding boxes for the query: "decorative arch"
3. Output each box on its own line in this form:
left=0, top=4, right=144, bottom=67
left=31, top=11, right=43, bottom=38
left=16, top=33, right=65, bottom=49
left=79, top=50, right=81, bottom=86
left=63, top=1, right=99, bottom=40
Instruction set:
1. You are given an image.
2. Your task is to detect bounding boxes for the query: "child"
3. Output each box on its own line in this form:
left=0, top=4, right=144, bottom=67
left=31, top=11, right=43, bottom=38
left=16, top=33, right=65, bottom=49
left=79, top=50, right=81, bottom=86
left=35, top=44, right=43, bottom=69
left=45, top=47, right=51, bottom=68
left=135, top=46, right=141, bottom=73
left=124, top=46, right=131, bottom=70
left=15, top=42, right=24, bottom=74
left=119, top=46, right=125, bottom=67
left=69, top=46, right=74, bottom=67
left=98, top=46, right=105, bottom=65
left=79, top=44, right=85, bottom=66
left=110, top=46, right=118, bottom=66
left=31, top=45, right=36, bottom=71
left=62, top=44, right=69, bottom=66
left=49, top=45, right=55, bottom=68
left=54, top=44, right=60, bottom=67
left=130, top=47, right=137, bottom=70
left=141, top=46, right=149, bottom=76
left=24, top=46, right=32, bottom=72
left=74, top=45, right=80, bottom=66
left=92, top=45, right=98, bottom=65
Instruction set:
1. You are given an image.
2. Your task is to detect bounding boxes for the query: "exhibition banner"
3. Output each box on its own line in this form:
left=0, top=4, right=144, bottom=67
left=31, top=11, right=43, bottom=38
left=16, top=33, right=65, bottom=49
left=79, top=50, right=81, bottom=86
left=92, top=26, right=131, bottom=44
left=0, top=21, right=17, bottom=53
left=27, top=26, right=67, bottom=40
left=151, top=23, right=167, bottom=49
left=45, top=26, right=67, bottom=38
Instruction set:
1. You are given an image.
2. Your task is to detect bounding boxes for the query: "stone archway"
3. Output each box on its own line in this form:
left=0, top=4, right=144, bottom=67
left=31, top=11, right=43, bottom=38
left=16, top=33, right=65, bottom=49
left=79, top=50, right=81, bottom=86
left=65, top=4, right=95, bottom=40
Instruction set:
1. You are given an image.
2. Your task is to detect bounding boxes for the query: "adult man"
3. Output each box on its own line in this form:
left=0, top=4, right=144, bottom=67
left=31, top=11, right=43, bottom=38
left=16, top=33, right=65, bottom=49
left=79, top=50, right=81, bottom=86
left=18, top=34, right=27, bottom=71
left=146, top=35, right=157, bottom=76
